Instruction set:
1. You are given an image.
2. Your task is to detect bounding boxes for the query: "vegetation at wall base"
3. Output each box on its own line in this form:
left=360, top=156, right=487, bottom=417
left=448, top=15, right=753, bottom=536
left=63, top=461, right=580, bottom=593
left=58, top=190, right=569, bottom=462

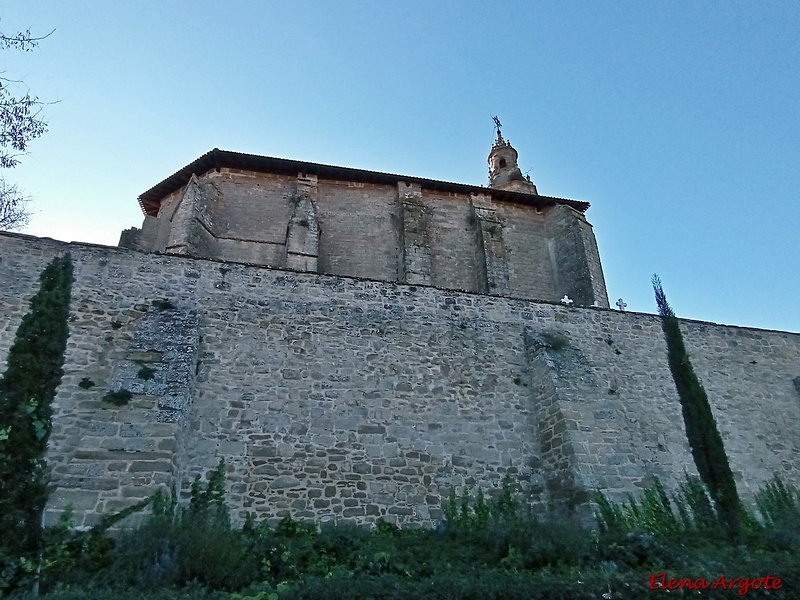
left=1, top=471, right=796, bottom=599
left=652, top=275, right=743, bottom=538
left=0, top=254, right=72, bottom=593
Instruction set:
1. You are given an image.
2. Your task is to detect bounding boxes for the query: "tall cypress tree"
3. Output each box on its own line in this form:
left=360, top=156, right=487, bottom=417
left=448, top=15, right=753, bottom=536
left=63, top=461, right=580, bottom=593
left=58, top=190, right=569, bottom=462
left=652, top=275, right=741, bottom=537
left=0, top=254, right=73, bottom=570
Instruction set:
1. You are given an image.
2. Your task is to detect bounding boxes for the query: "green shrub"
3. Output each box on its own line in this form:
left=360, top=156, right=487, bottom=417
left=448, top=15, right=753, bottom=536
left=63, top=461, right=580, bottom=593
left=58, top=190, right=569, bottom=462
left=136, top=366, right=155, bottom=381
left=78, top=377, right=95, bottom=389
left=13, top=587, right=231, bottom=600
left=89, top=461, right=257, bottom=591
left=595, top=475, right=721, bottom=538
left=277, top=569, right=660, bottom=600
left=103, top=389, right=133, bottom=406
left=442, top=481, right=590, bottom=573
left=757, top=476, right=800, bottom=527
left=151, top=299, right=175, bottom=311
left=23, top=464, right=800, bottom=599
left=756, top=476, right=800, bottom=550
left=678, top=473, right=719, bottom=532
left=443, top=479, right=519, bottom=531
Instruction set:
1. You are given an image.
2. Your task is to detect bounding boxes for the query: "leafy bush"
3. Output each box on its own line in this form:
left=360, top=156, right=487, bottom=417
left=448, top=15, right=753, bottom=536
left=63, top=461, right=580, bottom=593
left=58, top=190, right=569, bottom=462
left=595, top=475, right=723, bottom=539
left=78, top=377, right=95, bottom=389
left=441, top=481, right=591, bottom=573
left=151, top=299, right=175, bottom=311
left=278, top=569, right=659, bottom=600
left=13, top=465, right=800, bottom=599
left=136, top=366, right=155, bottom=381
left=102, top=389, right=133, bottom=406
left=757, top=476, right=800, bottom=528
left=443, top=479, right=519, bottom=531
left=102, top=461, right=258, bottom=591
left=756, top=476, right=800, bottom=550
left=12, top=587, right=231, bottom=600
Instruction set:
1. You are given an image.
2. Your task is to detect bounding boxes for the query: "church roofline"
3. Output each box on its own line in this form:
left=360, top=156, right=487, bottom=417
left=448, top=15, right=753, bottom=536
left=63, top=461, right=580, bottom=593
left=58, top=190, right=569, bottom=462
left=137, top=148, right=590, bottom=216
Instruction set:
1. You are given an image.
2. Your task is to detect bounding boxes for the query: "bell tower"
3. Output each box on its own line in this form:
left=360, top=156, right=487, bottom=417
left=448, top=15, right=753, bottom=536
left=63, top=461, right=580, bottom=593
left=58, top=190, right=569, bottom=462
left=488, top=117, right=538, bottom=194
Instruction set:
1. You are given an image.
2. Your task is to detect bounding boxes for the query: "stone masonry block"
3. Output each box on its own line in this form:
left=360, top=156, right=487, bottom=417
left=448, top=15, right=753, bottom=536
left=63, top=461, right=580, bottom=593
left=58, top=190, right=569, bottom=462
left=1, top=233, right=796, bottom=530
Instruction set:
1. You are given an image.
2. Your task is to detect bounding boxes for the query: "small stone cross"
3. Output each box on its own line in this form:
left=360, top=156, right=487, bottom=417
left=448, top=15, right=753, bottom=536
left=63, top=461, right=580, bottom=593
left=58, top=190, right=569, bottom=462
left=560, top=295, right=573, bottom=306
left=616, top=298, right=627, bottom=311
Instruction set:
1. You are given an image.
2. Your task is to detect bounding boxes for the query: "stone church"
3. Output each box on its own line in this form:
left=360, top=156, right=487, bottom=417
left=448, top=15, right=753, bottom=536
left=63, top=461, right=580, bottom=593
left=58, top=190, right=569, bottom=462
left=0, top=131, right=798, bottom=529
left=119, top=131, right=608, bottom=309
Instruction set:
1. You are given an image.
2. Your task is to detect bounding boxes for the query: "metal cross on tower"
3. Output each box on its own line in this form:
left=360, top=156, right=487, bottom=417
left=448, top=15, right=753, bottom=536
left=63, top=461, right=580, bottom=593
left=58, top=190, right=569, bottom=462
left=616, top=298, right=627, bottom=311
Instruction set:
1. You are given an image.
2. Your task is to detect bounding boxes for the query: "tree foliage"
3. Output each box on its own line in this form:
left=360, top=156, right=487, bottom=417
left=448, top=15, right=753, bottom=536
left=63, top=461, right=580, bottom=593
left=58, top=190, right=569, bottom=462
left=0, top=24, right=51, bottom=231
left=0, top=253, right=72, bottom=590
left=652, top=275, right=742, bottom=537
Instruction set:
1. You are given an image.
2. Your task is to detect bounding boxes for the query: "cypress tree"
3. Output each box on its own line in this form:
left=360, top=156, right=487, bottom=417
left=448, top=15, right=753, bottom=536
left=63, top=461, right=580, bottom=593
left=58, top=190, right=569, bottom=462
left=0, top=254, right=73, bottom=572
left=652, top=275, right=741, bottom=537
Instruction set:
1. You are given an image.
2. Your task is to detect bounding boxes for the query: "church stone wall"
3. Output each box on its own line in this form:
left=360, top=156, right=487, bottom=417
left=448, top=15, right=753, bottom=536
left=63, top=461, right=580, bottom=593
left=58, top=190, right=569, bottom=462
left=423, top=192, right=486, bottom=293
left=209, top=171, right=295, bottom=245
left=545, top=205, right=600, bottom=307
left=315, top=179, right=401, bottom=282
left=151, top=188, right=185, bottom=252
left=125, top=168, right=609, bottom=308
left=502, top=203, right=555, bottom=301
left=1, top=232, right=799, bottom=529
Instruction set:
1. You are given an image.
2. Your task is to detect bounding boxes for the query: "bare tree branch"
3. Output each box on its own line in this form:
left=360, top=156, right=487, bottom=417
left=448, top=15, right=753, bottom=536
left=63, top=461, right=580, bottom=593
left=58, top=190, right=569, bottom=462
left=0, top=90, right=48, bottom=167
left=0, top=178, right=31, bottom=230
left=0, top=28, right=54, bottom=51
left=0, top=23, right=51, bottom=231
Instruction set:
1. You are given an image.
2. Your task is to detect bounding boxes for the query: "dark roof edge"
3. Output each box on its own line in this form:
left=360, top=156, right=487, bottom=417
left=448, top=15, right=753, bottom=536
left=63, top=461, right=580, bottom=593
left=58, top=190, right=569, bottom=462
left=137, top=148, right=591, bottom=216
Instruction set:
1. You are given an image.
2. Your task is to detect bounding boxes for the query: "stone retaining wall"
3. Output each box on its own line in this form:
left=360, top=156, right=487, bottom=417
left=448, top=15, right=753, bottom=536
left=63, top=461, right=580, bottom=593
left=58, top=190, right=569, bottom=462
left=1, top=232, right=798, bottom=528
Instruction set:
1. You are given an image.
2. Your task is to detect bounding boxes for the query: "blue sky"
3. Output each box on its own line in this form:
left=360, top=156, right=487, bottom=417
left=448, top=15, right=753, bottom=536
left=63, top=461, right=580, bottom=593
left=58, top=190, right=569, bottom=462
left=2, top=1, right=798, bottom=332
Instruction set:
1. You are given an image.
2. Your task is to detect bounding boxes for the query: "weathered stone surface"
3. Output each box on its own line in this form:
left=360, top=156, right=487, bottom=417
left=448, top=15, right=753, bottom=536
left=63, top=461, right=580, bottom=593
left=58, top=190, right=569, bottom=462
left=358, top=424, right=386, bottom=435
left=128, top=461, right=172, bottom=473
left=270, top=476, right=301, bottom=490
left=125, top=158, right=609, bottom=308
left=48, top=490, right=99, bottom=512
left=0, top=232, right=798, bottom=529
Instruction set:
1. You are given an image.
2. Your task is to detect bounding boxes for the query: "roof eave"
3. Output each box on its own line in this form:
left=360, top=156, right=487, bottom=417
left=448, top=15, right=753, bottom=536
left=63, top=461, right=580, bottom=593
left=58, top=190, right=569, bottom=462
left=137, top=149, right=590, bottom=216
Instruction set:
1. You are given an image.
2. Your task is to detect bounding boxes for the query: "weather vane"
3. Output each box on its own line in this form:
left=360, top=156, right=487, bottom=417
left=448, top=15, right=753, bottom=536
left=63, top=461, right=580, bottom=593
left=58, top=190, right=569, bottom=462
left=492, top=115, right=502, bottom=136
